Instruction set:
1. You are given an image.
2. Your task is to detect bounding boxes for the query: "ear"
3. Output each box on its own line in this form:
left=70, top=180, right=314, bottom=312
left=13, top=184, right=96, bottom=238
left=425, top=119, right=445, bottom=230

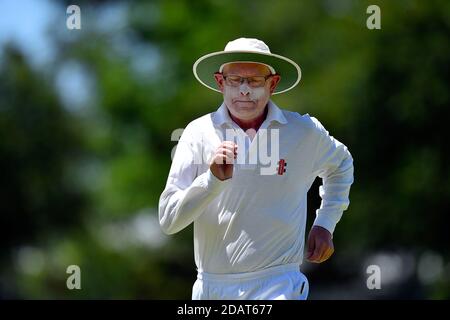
left=269, top=75, right=281, bottom=94
left=214, top=72, right=225, bottom=92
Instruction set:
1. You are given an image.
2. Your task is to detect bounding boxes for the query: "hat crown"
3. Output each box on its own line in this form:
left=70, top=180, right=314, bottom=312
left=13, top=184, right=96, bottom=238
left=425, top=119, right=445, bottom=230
left=224, top=38, right=271, bottom=54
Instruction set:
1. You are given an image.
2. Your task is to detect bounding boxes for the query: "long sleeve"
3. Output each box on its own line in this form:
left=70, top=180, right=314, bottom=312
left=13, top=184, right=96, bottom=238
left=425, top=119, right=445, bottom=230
left=158, top=131, right=230, bottom=235
left=311, top=119, right=354, bottom=234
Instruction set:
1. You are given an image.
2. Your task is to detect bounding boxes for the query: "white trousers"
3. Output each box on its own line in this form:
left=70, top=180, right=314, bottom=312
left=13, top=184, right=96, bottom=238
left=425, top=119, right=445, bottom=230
left=192, top=263, right=309, bottom=300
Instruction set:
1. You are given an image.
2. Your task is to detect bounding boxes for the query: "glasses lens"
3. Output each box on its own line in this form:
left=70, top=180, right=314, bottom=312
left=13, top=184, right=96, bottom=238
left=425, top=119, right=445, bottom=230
left=224, top=75, right=269, bottom=87
left=247, top=76, right=266, bottom=87
left=225, top=75, right=241, bottom=86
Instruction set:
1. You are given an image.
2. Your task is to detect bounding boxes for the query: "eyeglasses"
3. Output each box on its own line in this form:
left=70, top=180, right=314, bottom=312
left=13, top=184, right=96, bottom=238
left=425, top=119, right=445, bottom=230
left=221, top=74, right=273, bottom=88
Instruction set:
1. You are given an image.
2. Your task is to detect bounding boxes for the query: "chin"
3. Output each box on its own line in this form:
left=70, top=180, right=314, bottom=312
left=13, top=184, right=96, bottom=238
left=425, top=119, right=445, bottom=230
left=235, top=107, right=256, bottom=117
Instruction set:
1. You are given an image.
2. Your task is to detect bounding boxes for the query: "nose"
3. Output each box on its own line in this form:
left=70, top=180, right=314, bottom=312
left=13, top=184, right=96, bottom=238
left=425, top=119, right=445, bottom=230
left=239, top=81, right=251, bottom=96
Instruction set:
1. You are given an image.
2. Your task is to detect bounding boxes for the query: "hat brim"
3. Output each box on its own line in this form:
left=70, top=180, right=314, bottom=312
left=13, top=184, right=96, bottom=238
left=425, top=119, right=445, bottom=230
left=193, top=51, right=301, bottom=95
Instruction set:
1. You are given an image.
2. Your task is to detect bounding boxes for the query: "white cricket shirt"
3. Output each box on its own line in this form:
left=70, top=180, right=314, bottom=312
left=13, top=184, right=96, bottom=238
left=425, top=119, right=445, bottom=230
left=159, top=100, right=354, bottom=274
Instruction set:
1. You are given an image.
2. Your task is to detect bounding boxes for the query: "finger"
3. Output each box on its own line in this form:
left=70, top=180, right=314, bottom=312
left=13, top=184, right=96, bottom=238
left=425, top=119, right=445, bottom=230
left=307, top=245, right=322, bottom=263
left=214, top=153, right=235, bottom=165
left=222, top=140, right=237, bottom=146
left=314, top=242, right=326, bottom=262
left=217, top=148, right=235, bottom=162
left=218, top=143, right=237, bottom=155
left=306, top=233, right=315, bottom=259
left=307, top=250, right=321, bottom=263
left=213, top=154, right=227, bottom=164
left=222, top=145, right=238, bottom=157
left=310, top=242, right=327, bottom=263
left=318, top=244, right=334, bottom=263
left=217, top=147, right=235, bottom=157
left=221, top=141, right=238, bottom=149
left=316, top=246, right=328, bottom=263
left=221, top=142, right=238, bottom=153
left=318, top=242, right=332, bottom=262
left=320, top=246, right=334, bottom=263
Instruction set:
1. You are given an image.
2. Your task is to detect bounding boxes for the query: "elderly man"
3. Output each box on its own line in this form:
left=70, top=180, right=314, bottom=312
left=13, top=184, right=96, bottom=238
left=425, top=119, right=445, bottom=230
left=159, top=38, right=354, bottom=300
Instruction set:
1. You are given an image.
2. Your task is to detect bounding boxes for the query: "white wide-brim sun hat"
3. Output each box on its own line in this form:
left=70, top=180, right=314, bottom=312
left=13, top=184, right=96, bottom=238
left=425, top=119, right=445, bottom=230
left=193, top=38, right=301, bottom=95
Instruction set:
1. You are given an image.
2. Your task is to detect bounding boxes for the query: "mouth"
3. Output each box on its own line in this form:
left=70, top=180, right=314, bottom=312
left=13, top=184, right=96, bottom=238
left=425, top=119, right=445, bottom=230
left=234, top=100, right=255, bottom=103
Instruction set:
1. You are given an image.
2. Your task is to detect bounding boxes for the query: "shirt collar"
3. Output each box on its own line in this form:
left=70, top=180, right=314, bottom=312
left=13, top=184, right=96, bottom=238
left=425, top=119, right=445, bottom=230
left=212, top=100, right=288, bottom=126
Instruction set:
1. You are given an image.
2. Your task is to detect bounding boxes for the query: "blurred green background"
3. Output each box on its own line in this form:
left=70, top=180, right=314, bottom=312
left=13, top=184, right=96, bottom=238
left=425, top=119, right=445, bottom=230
left=0, top=0, right=449, bottom=299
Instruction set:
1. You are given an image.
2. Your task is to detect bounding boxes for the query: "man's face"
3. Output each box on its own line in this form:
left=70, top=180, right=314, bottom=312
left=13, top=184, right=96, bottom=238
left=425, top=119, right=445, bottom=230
left=214, top=63, right=281, bottom=122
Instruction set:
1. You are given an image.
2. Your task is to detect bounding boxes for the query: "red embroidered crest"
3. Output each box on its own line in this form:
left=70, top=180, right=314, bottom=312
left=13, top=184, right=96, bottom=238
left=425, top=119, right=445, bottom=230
left=277, top=159, right=287, bottom=175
